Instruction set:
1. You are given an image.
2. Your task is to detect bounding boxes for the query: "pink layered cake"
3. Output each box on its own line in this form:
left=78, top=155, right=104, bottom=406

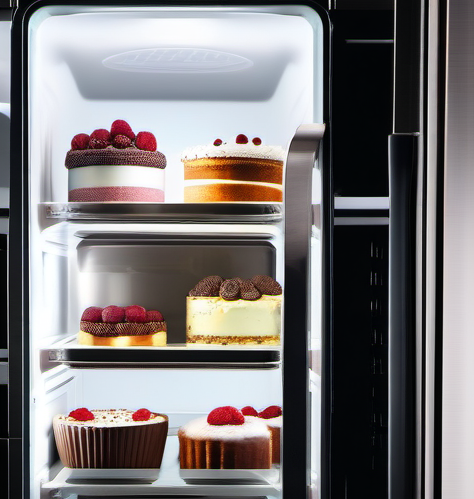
left=65, top=120, right=166, bottom=202
left=178, top=406, right=271, bottom=469
left=242, top=405, right=282, bottom=464
left=53, top=407, right=168, bottom=468
left=78, top=305, right=167, bottom=346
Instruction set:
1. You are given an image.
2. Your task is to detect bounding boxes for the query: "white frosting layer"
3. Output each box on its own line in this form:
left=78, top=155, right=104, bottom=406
left=186, top=295, right=282, bottom=337
left=54, top=409, right=166, bottom=427
left=69, top=166, right=165, bottom=190
left=179, top=415, right=270, bottom=441
left=184, top=179, right=283, bottom=190
left=181, top=142, right=286, bottom=162
left=246, top=415, right=282, bottom=428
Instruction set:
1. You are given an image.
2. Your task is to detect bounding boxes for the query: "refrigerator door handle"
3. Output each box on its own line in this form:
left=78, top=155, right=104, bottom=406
left=283, top=123, right=325, bottom=498
left=388, top=132, right=420, bottom=499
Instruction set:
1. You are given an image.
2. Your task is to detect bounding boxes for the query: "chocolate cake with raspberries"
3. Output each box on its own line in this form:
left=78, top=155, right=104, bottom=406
left=242, top=405, right=282, bottom=464
left=65, top=119, right=166, bottom=202
left=78, top=305, right=166, bottom=346
left=53, top=407, right=168, bottom=468
left=186, top=275, right=282, bottom=345
left=181, top=134, right=285, bottom=202
left=178, top=406, right=271, bottom=469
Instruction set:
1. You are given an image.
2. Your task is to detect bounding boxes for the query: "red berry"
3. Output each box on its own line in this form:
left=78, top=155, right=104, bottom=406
left=252, top=137, right=262, bottom=145
left=207, top=406, right=245, bottom=426
left=71, top=133, right=90, bottom=150
left=102, top=305, right=125, bottom=324
left=136, top=131, right=157, bottom=152
left=81, top=306, right=103, bottom=323
left=110, top=120, right=135, bottom=140
left=132, top=408, right=152, bottom=421
left=236, top=134, right=248, bottom=144
left=90, top=129, right=111, bottom=143
left=89, top=138, right=109, bottom=149
left=258, top=405, right=282, bottom=419
left=69, top=407, right=95, bottom=421
left=213, top=138, right=223, bottom=146
left=112, top=134, right=132, bottom=149
left=125, top=305, right=147, bottom=323
left=241, top=406, right=258, bottom=417
left=146, top=310, right=164, bottom=322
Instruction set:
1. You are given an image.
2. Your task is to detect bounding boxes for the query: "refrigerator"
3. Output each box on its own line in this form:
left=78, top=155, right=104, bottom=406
left=2, top=0, right=449, bottom=498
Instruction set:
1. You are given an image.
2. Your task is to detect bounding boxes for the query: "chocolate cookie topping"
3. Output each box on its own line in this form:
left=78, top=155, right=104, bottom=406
left=240, top=279, right=262, bottom=301
left=251, top=275, right=282, bottom=296
left=189, top=276, right=223, bottom=297
left=80, top=321, right=166, bottom=337
left=219, top=278, right=241, bottom=301
left=65, top=148, right=166, bottom=169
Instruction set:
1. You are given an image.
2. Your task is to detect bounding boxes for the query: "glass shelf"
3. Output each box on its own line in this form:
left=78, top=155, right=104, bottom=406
left=42, top=436, right=281, bottom=497
left=41, top=335, right=281, bottom=371
left=40, top=202, right=283, bottom=223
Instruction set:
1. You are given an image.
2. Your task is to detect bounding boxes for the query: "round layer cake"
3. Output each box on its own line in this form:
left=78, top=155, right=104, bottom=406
left=53, top=408, right=168, bottom=468
left=178, top=406, right=271, bottom=469
left=65, top=120, right=166, bottom=202
left=78, top=305, right=167, bottom=347
left=181, top=135, right=285, bottom=202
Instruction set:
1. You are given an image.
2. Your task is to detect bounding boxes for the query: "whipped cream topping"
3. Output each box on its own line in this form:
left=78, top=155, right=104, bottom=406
left=246, top=415, right=282, bottom=428
left=55, top=409, right=166, bottom=427
left=181, top=141, right=286, bottom=162
left=179, top=415, right=270, bottom=441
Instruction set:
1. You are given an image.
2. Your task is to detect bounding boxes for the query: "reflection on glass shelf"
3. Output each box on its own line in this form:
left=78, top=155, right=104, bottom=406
left=42, top=436, right=281, bottom=496
left=40, top=202, right=283, bottom=223
left=41, top=335, right=281, bottom=371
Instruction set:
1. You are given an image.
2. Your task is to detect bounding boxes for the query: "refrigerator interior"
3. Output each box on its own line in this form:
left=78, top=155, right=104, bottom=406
left=24, top=5, right=324, bottom=499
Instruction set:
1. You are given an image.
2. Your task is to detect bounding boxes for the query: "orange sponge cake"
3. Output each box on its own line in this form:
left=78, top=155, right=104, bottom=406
left=181, top=135, right=285, bottom=202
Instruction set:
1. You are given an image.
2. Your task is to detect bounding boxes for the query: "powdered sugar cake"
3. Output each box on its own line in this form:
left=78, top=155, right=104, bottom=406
left=65, top=120, right=166, bottom=202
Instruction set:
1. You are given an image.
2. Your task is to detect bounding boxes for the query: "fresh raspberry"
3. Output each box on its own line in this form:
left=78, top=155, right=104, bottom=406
left=110, top=119, right=135, bottom=140
left=112, top=134, right=132, bottom=149
left=125, top=305, right=147, bottom=323
left=89, top=138, right=109, bottom=149
left=146, top=310, right=164, bottom=322
left=258, top=405, right=282, bottom=419
left=135, top=131, right=157, bottom=152
left=71, top=133, right=90, bottom=150
left=252, top=137, right=262, bottom=145
left=236, top=134, right=248, bottom=144
left=81, top=306, right=103, bottom=323
left=69, top=408, right=95, bottom=421
left=241, top=406, right=258, bottom=416
left=132, top=408, right=152, bottom=421
left=90, top=128, right=111, bottom=143
left=207, top=406, right=245, bottom=426
left=213, top=138, right=223, bottom=146
left=102, top=305, right=125, bottom=323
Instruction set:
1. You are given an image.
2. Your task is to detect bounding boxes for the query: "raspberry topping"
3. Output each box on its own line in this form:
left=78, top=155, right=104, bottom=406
left=207, top=406, right=245, bottom=425
left=241, top=406, right=258, bottom=416
left=258, top=405, right=282, bottom=419
left=132, top=408, right=152, bottom=421
left=102, top=305, right=125, bottom=324
left=112, top=134, right=132, bottom=149
left=125, top=305, right=147, bottom=323
left=213, top=138, right=223, bottom=146
left=71, top=133, right=90, bottom=151
left=136, top=131, right=157, bottom=152
left=69, top=407, right=95, bottom=421
left=81, top=306, right=103, bottom=323
left=90, top=128, right=111, bottom=143
left=89, top=138, right=109, bottom=149
left=252, top=137, right=262, bottom=145
left=146, top=310, right=164, bottom=322
left=236, top=134, right=249, bottom=144
left=110, top=119, right=135, bottom=140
